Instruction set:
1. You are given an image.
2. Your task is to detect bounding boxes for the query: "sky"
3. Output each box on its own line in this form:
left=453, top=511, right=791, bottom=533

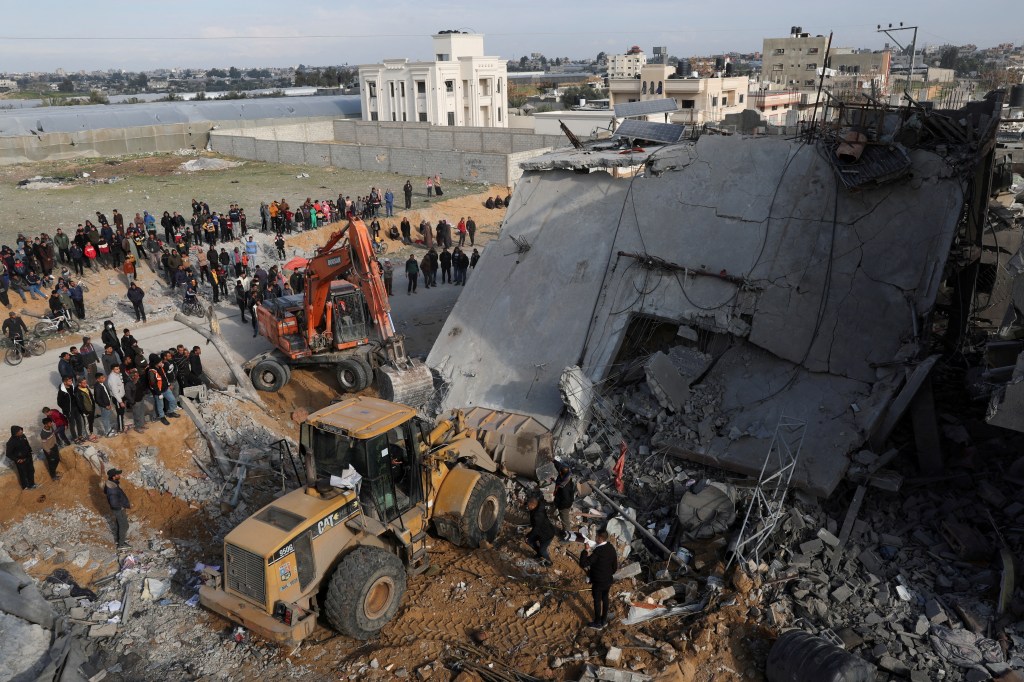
left=0, top=0, right=1017, bottom=73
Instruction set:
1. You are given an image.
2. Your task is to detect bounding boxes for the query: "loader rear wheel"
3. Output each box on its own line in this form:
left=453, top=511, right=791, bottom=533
left=324, top=546, right=406, bottom=640
left=336, top=358, right=370, bottom=392
left=251, top=359, right=288, bottom=392
left=457, top=472, right=507, bottom=548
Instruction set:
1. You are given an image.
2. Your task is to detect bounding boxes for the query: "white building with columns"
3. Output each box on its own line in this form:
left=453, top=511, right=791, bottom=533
left=358, top=32, right=509, bottom=127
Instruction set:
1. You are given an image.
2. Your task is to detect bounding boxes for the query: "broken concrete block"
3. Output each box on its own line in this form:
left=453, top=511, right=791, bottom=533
left=182, top=384, right=209, bottom=402
left=605, top=646, right=622, bottom=666
left=817, top=528, right=840, bottom=547
left=645, top=352, right=691, bottom=412
left=89, top=623, right=118, bottom=638
left=914, top=615, right=930, bottom=636
left=416, top=663, right=433, bottom=679
left=879, top=655, right=909, bottom=675
left=647, top=586, right=676, bottom=603
left=830, top=585, right=853, bottom=603
left=69, top=607, right=88, bottom=620
left=613, top=563, right=642, bottom=581
left=800, top=539, right=824, bottom=556
left=925, top=598, right=947, bottom=624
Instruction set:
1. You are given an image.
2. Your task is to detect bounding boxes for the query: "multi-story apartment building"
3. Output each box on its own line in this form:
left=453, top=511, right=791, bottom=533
left=762, top=27, right=890, bottom=98
left=608, top=63, right=748, bottom=125
left=608, top=46, right=648, bottom=80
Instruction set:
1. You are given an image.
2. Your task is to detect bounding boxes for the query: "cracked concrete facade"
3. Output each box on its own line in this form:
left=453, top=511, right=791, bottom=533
left=429, top=133, right=972, bottom=495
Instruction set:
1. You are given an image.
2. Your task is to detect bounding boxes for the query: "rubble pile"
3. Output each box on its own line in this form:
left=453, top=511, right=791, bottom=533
left=737, top=479, right=1024, bottom=681
left=129, top=445, right=220, bottom=503
left=553, top=345, right=1024, bottom=681
left=36, top=539, right=313, bottom=680
left=4, top=506, right=116, bottom=576
left=197, top=391, right=289, bottom=451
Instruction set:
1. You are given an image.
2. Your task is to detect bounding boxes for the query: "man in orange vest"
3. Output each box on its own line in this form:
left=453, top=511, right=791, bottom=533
left=146, top=354, right=180, bottom=425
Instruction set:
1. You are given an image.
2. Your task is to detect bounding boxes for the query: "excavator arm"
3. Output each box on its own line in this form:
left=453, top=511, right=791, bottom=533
left=302, top=219, right=395, bottom=345
left=345, top=219, right=398, bottom=345
left=297, top=219, right=433, bottom=407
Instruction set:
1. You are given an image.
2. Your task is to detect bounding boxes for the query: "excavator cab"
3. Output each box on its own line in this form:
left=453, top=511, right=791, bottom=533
left=329, top=282, right=369, bottom=348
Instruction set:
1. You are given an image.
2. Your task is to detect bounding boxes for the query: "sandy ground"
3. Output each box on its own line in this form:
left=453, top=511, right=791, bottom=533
left=0, top=154, right=774, bottom=682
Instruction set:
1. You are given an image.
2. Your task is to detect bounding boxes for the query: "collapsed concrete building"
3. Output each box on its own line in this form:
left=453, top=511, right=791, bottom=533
left=428, top=92, right=1008, bottom=497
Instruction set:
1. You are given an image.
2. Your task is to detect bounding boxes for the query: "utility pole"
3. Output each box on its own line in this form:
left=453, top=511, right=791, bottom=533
left=877, top=22, right=919, bottom=103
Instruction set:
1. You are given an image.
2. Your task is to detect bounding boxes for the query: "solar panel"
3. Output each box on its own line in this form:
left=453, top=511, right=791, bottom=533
left=614, top=119, right=686, bottom=144
left=614, top=98, right=678, bottom=118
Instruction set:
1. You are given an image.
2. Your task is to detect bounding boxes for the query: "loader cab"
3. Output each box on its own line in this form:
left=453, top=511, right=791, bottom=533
left=328, top=281, right=369, bottom=348
left=300, top=397, right=425, bottom=525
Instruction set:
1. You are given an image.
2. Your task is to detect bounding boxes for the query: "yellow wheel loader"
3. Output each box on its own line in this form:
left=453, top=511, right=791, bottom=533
left=199, top=396, right=552, bottom=644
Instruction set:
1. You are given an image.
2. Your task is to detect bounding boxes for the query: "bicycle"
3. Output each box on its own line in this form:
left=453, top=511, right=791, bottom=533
left=34, top=308, right=80, bottom=338
left=5, top=335, right=46, bottom=366
left=372, top=235, right=389, bottom=255
left=182, top=297, right=206, bottom=318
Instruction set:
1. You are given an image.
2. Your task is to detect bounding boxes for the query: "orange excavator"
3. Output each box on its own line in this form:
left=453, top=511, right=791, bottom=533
left=247, top=218, right=433, bottom=407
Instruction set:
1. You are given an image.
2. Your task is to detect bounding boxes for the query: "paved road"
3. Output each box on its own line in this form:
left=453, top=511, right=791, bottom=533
left=0, top=274, right=465, bottom=453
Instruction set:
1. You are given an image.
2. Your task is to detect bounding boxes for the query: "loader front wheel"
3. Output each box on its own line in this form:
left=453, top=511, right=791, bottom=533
left=324, top=547, right=406, bottom=640
left=457, top=472, right=507, bottom=548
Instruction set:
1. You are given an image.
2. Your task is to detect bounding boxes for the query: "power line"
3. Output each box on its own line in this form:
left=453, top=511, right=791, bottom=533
left=0, top=24, right=885, bottom=42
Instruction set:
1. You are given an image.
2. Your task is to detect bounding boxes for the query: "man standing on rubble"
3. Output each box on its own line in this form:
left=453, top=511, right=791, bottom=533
left=104, top=468, right=131, bottom=548
left=525, top=496, right=555, bottom=567
left=554, top=462, right=576, bottom=533
left=579, top=529, right=617, bottom=629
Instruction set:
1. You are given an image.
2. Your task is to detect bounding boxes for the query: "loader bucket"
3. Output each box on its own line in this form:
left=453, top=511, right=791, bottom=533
left=461, top=407, right=554, bottom=479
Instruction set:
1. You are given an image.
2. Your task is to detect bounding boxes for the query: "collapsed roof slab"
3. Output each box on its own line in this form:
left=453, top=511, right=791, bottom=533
left=652, top=342, right=900, bottom=497
left=428, top=134, right=971, bottom=494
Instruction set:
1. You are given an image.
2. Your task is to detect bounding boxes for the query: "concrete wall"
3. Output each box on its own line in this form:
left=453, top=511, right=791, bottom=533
left=0, top=116, right=341, bottom=166
left=332, top=120, right=565, bottom=151
left=211, top=119, right=567, bottom=185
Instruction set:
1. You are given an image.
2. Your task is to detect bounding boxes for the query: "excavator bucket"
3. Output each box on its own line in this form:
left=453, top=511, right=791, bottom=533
left=376, top=360, right=434, bottom=409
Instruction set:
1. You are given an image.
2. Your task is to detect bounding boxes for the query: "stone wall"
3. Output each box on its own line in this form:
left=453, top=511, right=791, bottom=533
left=210, top=120, right=567, bottom=185
left=0, top=116, right=340, bottom=166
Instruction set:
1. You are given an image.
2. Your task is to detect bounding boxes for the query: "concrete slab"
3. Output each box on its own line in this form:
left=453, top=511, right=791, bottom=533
left=428, top=133, right=971, bottom=495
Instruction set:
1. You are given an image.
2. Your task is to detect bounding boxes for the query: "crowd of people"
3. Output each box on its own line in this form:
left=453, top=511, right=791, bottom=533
left=5, top=318, right=202, bottom=489
left=4, top=178, right=497, bottom=505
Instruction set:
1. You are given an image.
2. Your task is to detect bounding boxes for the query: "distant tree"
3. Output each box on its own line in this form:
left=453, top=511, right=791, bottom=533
left=559, top=84, right=601, bottom=107
left=58, top=78, right=75, bottom=93
left=229, top=66, right=242, bottom=79
left=133, top=73, right=148, bottom=89
left=507, top=83, right=535, bottom=108
left=194, top=91, right=208, bottom=101
left=539, top=55, right=548, bottom=68
left=519, top=56, right=528, bottom=69
left=158, top=92, right=182, bottom=102
left=87, top=90, right=109, bottom=104
left=208, top=68, right=227, bottom=78
left=221, top=90, right=247, bottom=100
left=939, top=47, right=958, bottom=70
